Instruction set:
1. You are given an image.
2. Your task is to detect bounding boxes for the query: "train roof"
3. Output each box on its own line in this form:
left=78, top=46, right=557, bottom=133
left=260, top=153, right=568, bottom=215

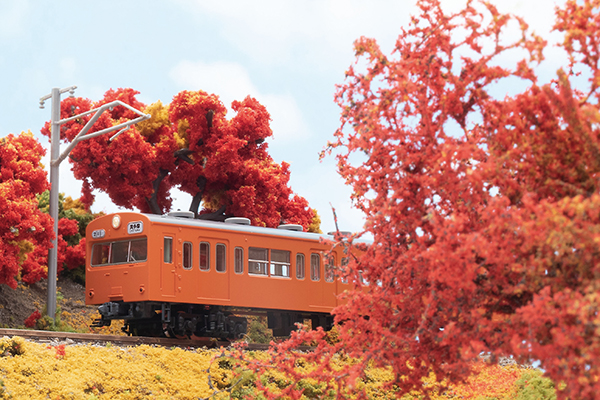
left=136, top=212, right=372, bottom=245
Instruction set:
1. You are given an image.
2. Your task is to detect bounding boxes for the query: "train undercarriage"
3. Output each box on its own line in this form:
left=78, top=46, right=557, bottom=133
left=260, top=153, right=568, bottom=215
left=92, top=301, right=333, bottom=339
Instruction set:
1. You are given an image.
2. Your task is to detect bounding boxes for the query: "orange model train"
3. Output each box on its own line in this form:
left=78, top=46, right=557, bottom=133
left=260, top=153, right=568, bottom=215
left=85, top=211, right=363, bottom=338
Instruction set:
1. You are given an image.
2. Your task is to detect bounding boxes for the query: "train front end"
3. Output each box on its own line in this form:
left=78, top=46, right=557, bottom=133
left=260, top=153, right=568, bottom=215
left=85, top=213, right=153, bottom=331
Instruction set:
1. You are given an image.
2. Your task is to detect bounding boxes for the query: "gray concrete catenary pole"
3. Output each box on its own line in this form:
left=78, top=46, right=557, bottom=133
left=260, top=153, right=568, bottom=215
left=40, top=86, right=150, bottom=323
left=47, top=87, right=67, bottom=323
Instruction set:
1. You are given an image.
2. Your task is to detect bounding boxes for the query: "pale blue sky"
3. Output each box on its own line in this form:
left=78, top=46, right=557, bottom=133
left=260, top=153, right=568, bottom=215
left=0, top=0, right=564, bottom=235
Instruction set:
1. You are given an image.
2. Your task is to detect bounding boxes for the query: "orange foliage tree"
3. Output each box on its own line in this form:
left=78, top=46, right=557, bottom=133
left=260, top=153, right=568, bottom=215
left=41, top=89, right=317, bottom=229
left=243, top=0, right=600, bottom=399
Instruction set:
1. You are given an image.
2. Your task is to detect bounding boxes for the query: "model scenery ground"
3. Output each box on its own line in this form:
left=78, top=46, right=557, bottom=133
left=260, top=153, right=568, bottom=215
left=0, top=278, right=554, bottom=399
left=0, top=277, right=122, bottom=335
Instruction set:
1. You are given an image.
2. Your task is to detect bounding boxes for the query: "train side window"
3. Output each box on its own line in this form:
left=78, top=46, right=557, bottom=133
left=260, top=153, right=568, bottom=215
left=183, top=242, right=193, bottom=270
left=341, top=257, right=349, bottom=284
left=199, top=242, right=210, bottom=271
left=164, top=237, right=173, bottom=264
left=325, top=253, right=336, bottom=283
left=216, top=243, right=226, bottom=272
left=234, top=247, right=244, bottom=274
left=310, top=253, right=320, bottom=281
left=249, top=247, right=268, bottom=275
left=270, top=250, right=290, bottom=278
left=358, top=271, right=371, bottom=286
left=296, top=253, right=305, bottom=280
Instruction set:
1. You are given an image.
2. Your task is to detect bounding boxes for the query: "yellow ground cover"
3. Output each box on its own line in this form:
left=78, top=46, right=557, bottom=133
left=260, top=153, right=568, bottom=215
left=0, top=337, right=226, bottom=399
left=59, top=307, right=125, bottom=336
left=0, top=337, right=400, bottom=399
left=0, top=336, right=547, bottom=399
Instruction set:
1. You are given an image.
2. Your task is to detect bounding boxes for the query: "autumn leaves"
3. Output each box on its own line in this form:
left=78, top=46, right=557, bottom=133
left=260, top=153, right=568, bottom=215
left=1, top=88, right=319, bottom=289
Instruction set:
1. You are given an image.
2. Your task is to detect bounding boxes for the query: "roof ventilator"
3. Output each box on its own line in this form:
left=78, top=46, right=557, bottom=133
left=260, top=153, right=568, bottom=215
left=327, top=231, right=352, bottom=236
left=167, top=211, right=195, bottom=219
left=278, top=224, right=303, bottom=232
left=225, top=217, right=251, bottom=225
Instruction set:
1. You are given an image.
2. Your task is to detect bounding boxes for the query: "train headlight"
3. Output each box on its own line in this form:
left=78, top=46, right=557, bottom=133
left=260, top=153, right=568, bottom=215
left=112, top=215, right=121, bottom=229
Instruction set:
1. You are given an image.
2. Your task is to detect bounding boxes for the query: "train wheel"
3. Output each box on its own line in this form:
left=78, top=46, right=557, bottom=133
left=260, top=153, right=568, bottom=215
left=163, top=323, right=177, bottom=338
left=126, top=319, right=163, bottom=337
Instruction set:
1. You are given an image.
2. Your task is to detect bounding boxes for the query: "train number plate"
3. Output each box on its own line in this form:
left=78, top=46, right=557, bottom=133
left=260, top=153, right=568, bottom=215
left=127, top=221, right=144, bottom=234
left=91, top=229, right=105, bottom=239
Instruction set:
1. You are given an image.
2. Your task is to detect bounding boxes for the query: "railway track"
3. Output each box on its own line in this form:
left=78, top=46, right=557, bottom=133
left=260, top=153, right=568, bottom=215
left=0, top=328, right=278, bottom=350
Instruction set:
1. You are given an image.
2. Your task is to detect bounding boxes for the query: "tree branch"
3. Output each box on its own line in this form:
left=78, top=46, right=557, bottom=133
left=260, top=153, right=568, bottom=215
left=174, top=148, right=195, bottom=165
left=197, top=204, right=230, bottom=222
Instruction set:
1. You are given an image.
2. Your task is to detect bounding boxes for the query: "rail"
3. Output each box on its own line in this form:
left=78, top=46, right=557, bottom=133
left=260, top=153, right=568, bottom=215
left=0, top=328, right=310, bottom=351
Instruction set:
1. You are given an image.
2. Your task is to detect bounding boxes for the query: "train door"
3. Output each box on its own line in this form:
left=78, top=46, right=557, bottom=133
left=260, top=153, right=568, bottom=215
left=196, top=237, right=230, bottom=302
left=323, top=252, right=337, bottom=308
left=161, top=234, right=176, bottom=297
left=308, top=250, right=338, bottom=309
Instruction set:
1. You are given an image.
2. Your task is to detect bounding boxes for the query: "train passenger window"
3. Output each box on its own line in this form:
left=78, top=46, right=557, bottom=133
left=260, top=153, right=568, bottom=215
left=234, top=247, right=244, bottom=274
left=325, top=253, right=336, bottom=283
left=216, top=243, right=226, bottom=272
left=164, top=237, right=173, bottom=263
left=248, top=247, right=268, bottom=275
left=359, top=271, right=369, bottom=286
left=270, top=250, right=290, bottom=278
left=183, top=242, right=193, bottom=270
left=199, top=242, right=210, bottom=271
left=310, top=253, right=320, bottom=281
left=296, top=253, right=305, bottom=280
left=341, top=257, right=349, bottom=284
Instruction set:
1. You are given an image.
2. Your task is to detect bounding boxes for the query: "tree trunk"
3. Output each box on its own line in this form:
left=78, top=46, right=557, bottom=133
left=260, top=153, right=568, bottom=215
left=189, top=176, right=207, bottom=218
left=145, top=169, right=168, bottom=214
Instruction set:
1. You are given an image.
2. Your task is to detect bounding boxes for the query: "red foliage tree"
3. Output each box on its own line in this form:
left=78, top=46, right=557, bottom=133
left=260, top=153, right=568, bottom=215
left=24, top=310, right=42, bottom=328
left=41, top=89, right=317, bottom=230
left=0, top=132, right=90, bottom=288
left=241, top=0, right=600, bottom=399
left=0, top=132, right=54, bottom=288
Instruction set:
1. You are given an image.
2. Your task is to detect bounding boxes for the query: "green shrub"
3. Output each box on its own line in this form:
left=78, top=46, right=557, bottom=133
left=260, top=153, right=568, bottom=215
left=246, top=316, right=274, bottom=344
left=0, top=337, right=25, bottom=357
left=513, top=370, right=556, bottom=400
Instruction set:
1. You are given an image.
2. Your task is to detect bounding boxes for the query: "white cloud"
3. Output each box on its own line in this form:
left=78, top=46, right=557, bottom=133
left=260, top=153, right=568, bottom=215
left=170, top=60, right=258, bottom=106
left=260, top=93, right=307, bottom=144
left=488, top=0, right=564, bottom=35
left=281, top=159, right=366, bottom=235
left=176, top=0, right=414, bottom=69
left=169, top=60, right=310, bottom=143
left=177, top=0, right=566, bottom=76
left=40, top=148, right=83, bottom=206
